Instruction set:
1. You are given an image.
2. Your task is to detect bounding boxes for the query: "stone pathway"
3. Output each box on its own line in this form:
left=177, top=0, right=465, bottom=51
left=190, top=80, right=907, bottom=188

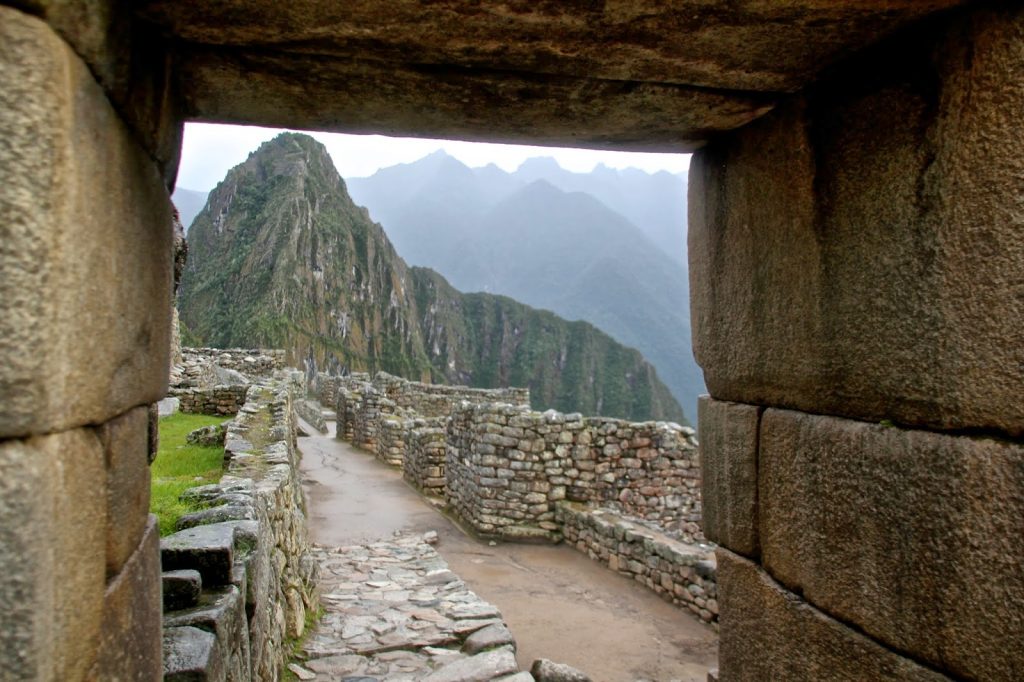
left=290, top=534, right=525, bottom=681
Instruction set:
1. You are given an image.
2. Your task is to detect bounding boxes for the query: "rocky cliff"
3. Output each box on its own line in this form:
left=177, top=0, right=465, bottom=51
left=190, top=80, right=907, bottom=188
left=179, top=133, right=686, bottom=423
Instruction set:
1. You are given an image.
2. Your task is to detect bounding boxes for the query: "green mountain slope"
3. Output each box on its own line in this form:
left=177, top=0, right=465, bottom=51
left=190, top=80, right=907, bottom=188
left=179, top=133, right=686, bottom=423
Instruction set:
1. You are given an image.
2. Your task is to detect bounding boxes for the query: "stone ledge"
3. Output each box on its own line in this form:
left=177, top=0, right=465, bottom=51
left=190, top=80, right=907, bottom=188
left=556, top=502, right=718, bottom=625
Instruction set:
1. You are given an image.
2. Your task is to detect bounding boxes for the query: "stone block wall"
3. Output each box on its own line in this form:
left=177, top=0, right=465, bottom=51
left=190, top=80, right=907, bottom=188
left=557, top=504, right=717, bottom=625
left=351, top=386, right=398, bottom=453
left=373, top=371, right=531, bottom=417
left=173, top=385, right=250, bottom=416
left=444, top=402, right=702, bottom=542
left=691, top=6, right=1024, bottom=679
left=312, top=372, right=342, bottom=410
left=0, top=7, right=176, bottom=679
left=403, top=425, right=448, bottom=497
left=179, top=348, right=285, bottom=381
left=160, top=376, right=318, bottom=681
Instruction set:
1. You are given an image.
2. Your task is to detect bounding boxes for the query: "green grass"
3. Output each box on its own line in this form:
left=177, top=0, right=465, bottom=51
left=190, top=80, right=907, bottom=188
left=151, top=412, right=231, bottom=536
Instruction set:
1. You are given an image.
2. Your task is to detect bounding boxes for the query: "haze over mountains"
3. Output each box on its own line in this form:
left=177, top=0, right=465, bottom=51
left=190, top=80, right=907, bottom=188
left=178, top=134, right=685, bottom=423
left=172, top=146, right=704, bottom=418
left=345, top=151, right=704, bottom=419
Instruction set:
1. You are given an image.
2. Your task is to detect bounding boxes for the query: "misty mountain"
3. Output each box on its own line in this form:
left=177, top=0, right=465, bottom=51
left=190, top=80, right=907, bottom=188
left=171, top=187, right=209, bottom=232
left=178, top=133, right=686, bottom=423
left=346, top=152, right=704, bottom=420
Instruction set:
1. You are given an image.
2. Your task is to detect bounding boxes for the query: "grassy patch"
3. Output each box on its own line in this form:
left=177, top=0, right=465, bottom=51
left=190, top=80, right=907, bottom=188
left=151, top=412, right=231, bottom=536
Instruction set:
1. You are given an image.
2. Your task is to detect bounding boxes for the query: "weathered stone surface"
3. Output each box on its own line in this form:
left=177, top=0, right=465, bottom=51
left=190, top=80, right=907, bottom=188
left=423, top=645, right=518, bottom=682
left=163, top=569, right=203, bottom=611
left=759, top=408, right=1024, bottom=681
left=463, top=623, right=515, bottom=655
left=164, top=584, right=250, bottom=681
left=716, top=549, right=949, bottom=681
left=163, top=625, right=223, bottom=682
left=0, top=428, right=106, bottom=679
left=697, top=397, right=759, bottom=558
left=531, top=658, right=592, bottom=682
left=161, top=522, right=237, bottom=586
left=96, top=516, right=162, bottom=681
left=689, top=4, right=1024, bottom=437
left=0, top=7, right=174, bottom=438
left=186, top=421, right=229, bottom=447
left=97, top=407, right=152, bottom=576
left=140, top=1, right=964, bottom=149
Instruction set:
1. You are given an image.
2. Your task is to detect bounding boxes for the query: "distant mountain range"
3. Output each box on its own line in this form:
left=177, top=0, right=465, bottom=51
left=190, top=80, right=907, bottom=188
left=177, top=133, right=686, bottom=423
left=346, top=151, right=704, bottom=420
left=172, top=147, right=704, bottom=419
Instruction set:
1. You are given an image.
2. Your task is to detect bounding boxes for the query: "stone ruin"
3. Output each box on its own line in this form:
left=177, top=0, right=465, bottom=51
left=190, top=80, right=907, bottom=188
left=3, top=2, right=1023, bottom=679
left=321, top=371, right=719, bottom=625
left=165, top=347, right=286, bottom=416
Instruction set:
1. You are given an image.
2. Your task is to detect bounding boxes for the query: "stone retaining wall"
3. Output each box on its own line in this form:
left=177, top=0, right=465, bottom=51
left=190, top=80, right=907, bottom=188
left=445, top=402, right=702, bottom=542
left=172, top=385, right=250, bottom=416
left=403, top=425, right=448, bottom=497
left=373, top=371, right=530, bottom=417
left=160, top=376, right=319, bottom=681
left=181, top=347, right=285, bottom=378
left=557, top=503, right=718, bottom=625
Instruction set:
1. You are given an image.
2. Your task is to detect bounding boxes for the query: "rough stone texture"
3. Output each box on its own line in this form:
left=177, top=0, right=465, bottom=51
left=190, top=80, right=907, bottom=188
left=717, top=549, right=950, bottom=681
left=138, top=1, right=966, bottom=150
left=162, top=376, right=318, bottom=681
left=557, top=503, right=717, bottom=624
left=531, top=658, right=592, bottom=682
left=163, top=570, right=203, bottom=611
left=697, top=397, right=760, bottom=558
left=0, top=7, right=173, bottom=438
left=446, top=402, right=700, bottom=542
left=759, top=408, right=1024, bottom=681
left=161, top=522, right=238, bottom=587
left=690, top=5, right=1024, bottom=437
left=14, top=0, right=183, bottom=176
left=303, top=535, right=523, bottom=679
left=164, top=626, right=223, bottom=682
left=0, top=428, right=106, bottom=679
left=97, top=406, right=152, bottom=577
left=96, top=516, right=162, bottom=681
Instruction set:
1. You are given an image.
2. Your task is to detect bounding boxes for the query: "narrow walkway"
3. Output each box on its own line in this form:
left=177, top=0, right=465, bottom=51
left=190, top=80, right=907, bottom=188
left=299, top=423, right=718, bottom=682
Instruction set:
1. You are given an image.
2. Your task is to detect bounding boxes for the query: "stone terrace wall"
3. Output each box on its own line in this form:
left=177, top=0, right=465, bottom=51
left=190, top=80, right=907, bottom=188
left=312, top=372, right=342, bottom=411
left=445, top=402, right=702, bottom=542
left=180, top=347, right=285, bottom=379
left=174, top=384, right=250, bottom=416
left=160, top=376, right=318, bottom=681
left=557, top=504, right=718, bottom=625
left=374, top=371, right=531, bottom=418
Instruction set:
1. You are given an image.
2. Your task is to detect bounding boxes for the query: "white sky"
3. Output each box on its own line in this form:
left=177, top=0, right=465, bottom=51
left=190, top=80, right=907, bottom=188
left=175, top=122, right=691, bottom=192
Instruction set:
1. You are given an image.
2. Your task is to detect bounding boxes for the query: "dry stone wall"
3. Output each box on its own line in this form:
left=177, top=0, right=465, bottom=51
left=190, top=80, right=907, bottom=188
left=330, top=369, right=715, bottom=621
left=160, top=376, right=319, bottom=681
left=374, top=371, right=530, bottom=417
left=557, top=504, right=718, bottom=625
left=174, top=385, right=250, bottom=416
left=445, top=402, right=703, bottom=542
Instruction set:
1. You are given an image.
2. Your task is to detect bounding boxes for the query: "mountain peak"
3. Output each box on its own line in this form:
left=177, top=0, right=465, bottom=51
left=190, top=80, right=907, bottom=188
left=517, top=157, right=563, bottom=174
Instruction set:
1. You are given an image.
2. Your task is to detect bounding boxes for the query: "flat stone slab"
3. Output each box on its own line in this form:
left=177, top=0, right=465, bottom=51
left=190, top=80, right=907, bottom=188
left=163, top=625, right=221, bottom=682
left=296, top=534, right=523, bottom=680
left=162, top=569, right=202, bottom=611
left=160, top=522, right=237, bottom=586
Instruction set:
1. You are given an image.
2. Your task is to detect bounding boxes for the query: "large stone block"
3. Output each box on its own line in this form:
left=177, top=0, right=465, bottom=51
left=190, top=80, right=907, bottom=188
left=716, top=549, right=949, bottom=681
left=13, top=1, right=183, bottom=177
left=759, top=408, right=1024, bottom=680
left=97, top=407, right=152, bottom=577
left=0, top=428, right=107, bottom=679
left=697, top=396, right=760, bottom=557
left=0, top=8, right=174, bottom=438
left=689, top=5, right=1024, bottom=436
left=96, top=515, right=162, bottom=681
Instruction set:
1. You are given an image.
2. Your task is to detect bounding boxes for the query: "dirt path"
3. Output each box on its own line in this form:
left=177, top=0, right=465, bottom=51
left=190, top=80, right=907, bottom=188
left=299, top=423, right=718, bottom=682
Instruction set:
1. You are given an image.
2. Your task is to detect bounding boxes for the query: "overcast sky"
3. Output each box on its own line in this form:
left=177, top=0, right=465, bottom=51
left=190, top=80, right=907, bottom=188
left=176, top=122, right=692, bottom=192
